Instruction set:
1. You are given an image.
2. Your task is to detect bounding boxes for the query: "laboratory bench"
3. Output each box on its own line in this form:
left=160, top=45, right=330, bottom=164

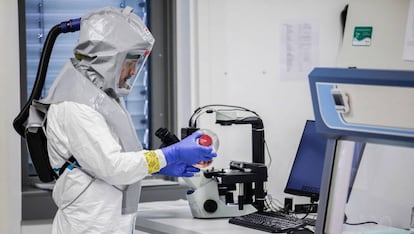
left=135, top=199, right=314, bottom=234
left=135, top=200, right=411, bottom=234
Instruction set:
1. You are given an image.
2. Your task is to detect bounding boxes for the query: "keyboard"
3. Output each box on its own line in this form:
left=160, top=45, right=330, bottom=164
left=229, top=212, right=305, bottom=233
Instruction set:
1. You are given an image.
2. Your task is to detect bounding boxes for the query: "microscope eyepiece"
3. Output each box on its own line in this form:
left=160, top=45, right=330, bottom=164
left=155, top=127, right=180, bottom=147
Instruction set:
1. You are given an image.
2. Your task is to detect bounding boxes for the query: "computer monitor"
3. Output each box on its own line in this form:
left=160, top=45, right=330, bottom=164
left=284, top=120, right=364, bottom=203
left=284, top=120, right=327, bottom=202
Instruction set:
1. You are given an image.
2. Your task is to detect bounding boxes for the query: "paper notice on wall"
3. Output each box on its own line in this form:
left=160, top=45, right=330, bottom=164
left=280, top=20, right=319, bottom=80
left=403, top=0, right=414, bottom=61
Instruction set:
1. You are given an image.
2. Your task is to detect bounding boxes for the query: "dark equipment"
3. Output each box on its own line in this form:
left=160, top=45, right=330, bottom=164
left=13, top=18, right=81, bottom=182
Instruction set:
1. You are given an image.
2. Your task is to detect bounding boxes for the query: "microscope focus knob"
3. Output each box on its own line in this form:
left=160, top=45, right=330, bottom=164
left=203, top=199, right=218, bottom=213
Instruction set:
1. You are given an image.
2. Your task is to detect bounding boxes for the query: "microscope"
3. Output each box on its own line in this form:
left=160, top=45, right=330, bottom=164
left=156, top=105, right=268, bottom=218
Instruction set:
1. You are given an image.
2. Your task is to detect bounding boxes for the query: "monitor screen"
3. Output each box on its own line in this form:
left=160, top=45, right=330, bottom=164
left=284, top=120, right=328, bottom=201
left=284, top=120, right=364, bottom=202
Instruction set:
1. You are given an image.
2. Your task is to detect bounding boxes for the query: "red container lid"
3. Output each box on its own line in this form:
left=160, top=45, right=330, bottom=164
left=198, top=134, right=212, bottom=146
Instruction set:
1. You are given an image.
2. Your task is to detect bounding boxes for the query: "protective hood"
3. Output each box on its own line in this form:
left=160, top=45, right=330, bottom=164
left=74, top=6, right=154, bottom=97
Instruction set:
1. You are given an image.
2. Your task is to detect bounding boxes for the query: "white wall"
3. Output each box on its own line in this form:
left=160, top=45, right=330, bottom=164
left=0, top=0, right=22, bottom=233
left=177, top=0, right=349, bottom=204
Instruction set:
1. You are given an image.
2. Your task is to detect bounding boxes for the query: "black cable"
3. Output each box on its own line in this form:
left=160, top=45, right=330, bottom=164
left=191, top=104, right=256, bottom=117
left=191, top=108, right=212, bottom=127
left=264, top=140, right=272, bottom=169
left=188, top=104, right=259, bottom=127
left=192, top=108, right=260, bottom=127
left=345, top=221, right=378, bottom=225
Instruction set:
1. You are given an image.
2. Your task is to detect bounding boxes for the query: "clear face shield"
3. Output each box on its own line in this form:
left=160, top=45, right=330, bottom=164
left=116, top=50, right=150, bottom=96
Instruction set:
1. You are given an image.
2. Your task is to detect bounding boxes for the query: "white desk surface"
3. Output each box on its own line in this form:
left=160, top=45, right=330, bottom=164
left=135, top=199, right=275, bottom=234
left=135, top=200, right=412, bottom=234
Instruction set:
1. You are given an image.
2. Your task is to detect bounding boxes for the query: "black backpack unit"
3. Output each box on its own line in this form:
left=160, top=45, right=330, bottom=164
left=24, top=104, right=56, bottom=182
left=26, top=125, right=55, bottom=182
left=13, top=19, right=81, bottom=182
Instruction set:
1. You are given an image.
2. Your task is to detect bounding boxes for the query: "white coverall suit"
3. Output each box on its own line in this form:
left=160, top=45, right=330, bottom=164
left=44, top=6, right=163, bottom=234
left=47, top=102, right=166, bottom=233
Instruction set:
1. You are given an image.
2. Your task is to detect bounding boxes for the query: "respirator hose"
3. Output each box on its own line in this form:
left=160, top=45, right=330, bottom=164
left=13, top=18, right=80, bottom=137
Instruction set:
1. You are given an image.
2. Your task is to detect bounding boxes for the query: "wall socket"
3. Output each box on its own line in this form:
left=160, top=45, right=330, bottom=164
left=294, top=204, right=318, bottom=214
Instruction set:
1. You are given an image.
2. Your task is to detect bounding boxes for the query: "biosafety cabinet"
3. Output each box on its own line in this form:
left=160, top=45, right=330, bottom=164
left=309, top=67, right=414, bottom=233
left=311, top=0, right=414, bottom=233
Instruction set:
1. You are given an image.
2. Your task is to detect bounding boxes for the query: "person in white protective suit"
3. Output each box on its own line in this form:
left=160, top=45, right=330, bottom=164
left=41, top=6, right=216, bottom=234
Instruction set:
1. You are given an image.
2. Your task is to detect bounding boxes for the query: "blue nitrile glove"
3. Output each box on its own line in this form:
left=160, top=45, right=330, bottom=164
left=156, top=162, right=200, bottom=177
left=161, top=131, right=217, bottom=165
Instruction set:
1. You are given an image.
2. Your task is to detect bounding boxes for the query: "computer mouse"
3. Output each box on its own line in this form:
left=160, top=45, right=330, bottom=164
left=287, top=228, right=314, bottom=234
